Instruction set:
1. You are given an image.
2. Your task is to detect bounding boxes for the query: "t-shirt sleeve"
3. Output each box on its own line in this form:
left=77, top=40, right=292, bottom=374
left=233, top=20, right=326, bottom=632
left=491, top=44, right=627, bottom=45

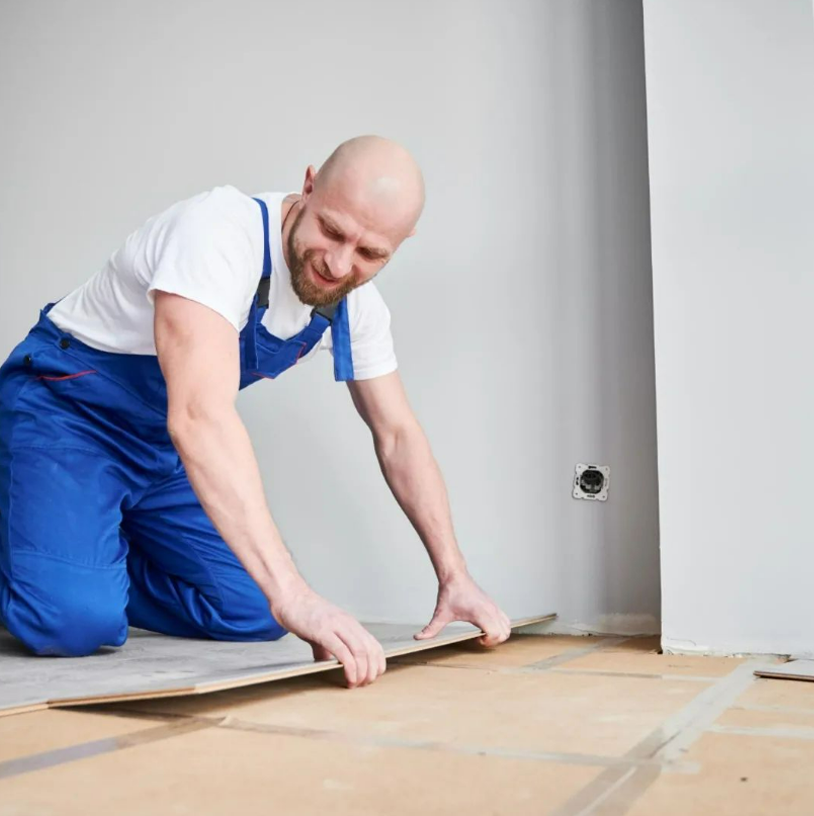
left=144, top=186, right=259, bottom=332
left=338, top=282, right=398, bottom=380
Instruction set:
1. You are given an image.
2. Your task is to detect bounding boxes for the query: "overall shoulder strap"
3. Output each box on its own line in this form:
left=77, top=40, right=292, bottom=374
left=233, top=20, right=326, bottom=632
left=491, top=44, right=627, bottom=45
left=328, top=298, right=354, bottom=381
left=305, top=300, right=353, bottom=381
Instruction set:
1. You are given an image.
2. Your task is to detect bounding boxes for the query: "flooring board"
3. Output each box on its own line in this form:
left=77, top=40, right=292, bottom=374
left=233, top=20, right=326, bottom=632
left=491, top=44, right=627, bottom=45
left=755, top=661, right=814, bottom=682
left=0, top=613, right=555, bottom=716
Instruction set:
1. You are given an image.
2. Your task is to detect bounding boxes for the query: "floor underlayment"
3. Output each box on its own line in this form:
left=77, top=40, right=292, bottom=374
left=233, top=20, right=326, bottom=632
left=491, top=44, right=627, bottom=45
left=0, top=614, right=554, bottom=716
left=1, top=632, right=811, bottom=814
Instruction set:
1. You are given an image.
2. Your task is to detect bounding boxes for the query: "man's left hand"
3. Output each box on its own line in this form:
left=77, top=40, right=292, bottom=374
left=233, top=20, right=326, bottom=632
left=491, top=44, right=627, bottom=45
left=414, top=572, right=512, bottom=647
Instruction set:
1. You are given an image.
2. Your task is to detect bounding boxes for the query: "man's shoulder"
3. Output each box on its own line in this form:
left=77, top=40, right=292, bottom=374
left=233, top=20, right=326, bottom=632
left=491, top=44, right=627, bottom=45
left=344, top=281, right=392, bottom=339
left=347, top=280, right=389, bottom=313
left=168, top=184, right=257, bottom=219
left=142, top=185, right=267, bottom=253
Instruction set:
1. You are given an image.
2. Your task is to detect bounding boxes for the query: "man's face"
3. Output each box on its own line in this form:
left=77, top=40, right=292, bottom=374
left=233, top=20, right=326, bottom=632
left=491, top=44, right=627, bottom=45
left=286, top=190, right=397, bottom=307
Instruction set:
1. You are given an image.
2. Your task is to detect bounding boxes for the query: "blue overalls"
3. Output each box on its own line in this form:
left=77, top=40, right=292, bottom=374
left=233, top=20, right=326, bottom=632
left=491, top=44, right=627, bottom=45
left=0, top=197, right=354, bottom=656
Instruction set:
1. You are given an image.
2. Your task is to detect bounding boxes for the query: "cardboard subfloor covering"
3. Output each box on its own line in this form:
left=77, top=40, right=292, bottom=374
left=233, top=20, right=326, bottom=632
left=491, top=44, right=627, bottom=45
left=0, top=613, right=554, bottom=717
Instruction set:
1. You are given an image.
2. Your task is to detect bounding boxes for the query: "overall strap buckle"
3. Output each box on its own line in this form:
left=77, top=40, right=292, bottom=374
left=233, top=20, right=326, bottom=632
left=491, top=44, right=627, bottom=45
left=256, top=276, right=270, bottom=308
left=310, top=302, right=338, bottom=322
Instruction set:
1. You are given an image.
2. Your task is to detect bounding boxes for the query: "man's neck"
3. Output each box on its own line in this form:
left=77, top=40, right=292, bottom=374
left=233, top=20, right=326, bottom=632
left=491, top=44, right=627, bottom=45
left=280, top=193, right=301, bottom=271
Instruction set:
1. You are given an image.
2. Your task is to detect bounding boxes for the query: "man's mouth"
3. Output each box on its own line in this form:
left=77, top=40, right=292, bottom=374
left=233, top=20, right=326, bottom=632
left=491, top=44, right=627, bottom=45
left=313, top=266, right=337, bottom=286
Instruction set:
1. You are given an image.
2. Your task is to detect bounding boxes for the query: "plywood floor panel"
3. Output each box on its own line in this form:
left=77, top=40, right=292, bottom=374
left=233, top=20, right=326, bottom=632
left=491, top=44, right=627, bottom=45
left=122, top=661, right=712, bottom=758
left=0, top=726, right=602, bottom=816
left=734, top=677, right=814, bottom=712
left=626, top=732, right=814, bottom=816
left=564, top=651, right=747, bottom=678
left=0, top=709, right=156, bottom=763
left=716, top=706, right=814, bottom=732
left=603, top=635, right=662, bottom=653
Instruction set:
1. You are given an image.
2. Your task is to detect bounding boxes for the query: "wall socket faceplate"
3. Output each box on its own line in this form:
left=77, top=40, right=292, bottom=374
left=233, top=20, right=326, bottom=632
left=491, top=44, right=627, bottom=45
left=573, top=464, right=610, bottom=501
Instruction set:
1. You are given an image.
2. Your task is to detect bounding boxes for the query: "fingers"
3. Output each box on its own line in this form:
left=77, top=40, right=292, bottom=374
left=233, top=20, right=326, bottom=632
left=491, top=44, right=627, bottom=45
left=501, top=610, right=512, bottom=638
left=325, top=624, right=386, bottom=689
left=414, top=612, right=450, bottom=640
left=345, top=628, right=385, bottom=688
left=360, top=628, right=386, bottom=685
left=320, top=632, right=358, bottom=685
left=477, top=608, right=513, bottom=647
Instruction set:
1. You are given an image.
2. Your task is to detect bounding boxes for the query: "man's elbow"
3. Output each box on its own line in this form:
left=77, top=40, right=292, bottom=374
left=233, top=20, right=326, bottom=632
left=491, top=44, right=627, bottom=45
left=374, top=418, right=424, bottom=461
left=166, top=400, right=236, bottom=454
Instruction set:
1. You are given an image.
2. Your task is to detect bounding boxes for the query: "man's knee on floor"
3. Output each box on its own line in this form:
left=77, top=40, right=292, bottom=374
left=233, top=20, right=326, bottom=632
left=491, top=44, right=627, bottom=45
left=3, top=560, right=128, bottom=657
left=8, top=594, right=128, bottom=656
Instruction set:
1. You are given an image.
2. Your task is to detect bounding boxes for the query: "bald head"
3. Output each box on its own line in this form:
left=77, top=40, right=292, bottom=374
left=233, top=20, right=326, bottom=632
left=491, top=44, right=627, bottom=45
left=314, top=135, right=425, bottom=238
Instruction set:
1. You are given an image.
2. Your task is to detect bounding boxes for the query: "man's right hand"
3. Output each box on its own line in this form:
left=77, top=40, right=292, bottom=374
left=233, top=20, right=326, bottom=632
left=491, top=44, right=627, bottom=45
left=271, top=583, right=386, bottom=689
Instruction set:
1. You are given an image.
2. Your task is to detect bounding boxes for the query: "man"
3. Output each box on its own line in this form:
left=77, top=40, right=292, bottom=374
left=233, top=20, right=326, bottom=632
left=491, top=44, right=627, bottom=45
left=0, top=135, right=510, bottom=689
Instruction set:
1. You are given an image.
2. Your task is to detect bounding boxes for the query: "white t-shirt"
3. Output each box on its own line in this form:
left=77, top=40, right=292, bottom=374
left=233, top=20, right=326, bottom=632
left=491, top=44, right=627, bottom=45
left=47, top=186, right=398, bottom=380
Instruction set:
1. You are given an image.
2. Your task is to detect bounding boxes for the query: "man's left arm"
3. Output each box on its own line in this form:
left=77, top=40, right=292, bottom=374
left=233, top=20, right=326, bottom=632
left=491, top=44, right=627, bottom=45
left=347, top=371, right=512, bottom=647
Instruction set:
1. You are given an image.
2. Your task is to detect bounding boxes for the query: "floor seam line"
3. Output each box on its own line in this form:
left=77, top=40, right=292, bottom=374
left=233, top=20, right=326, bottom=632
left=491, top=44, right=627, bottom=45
left=547, top=658, right=767, bottom=816
left=66, top=704, right=699, bottom=772
left=389, top=636, right=638, bottom=674
left=0, top=717, right=217, bottom=780
left=708, top=723, right=814, bottom=741
left=214, top=715, right=695, bottom=771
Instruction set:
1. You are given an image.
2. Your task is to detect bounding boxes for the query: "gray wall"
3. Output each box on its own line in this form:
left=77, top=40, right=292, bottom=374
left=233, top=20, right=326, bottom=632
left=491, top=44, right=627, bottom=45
left=0, top=0, right=660, bottom=634
left=643, top=0, right=814, bottom=655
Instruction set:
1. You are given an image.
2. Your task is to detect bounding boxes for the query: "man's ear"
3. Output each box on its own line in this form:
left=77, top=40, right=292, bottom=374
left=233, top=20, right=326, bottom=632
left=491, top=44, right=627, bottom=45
left=408, top=227, right=417, bottom=237
left=301, top=165, right=317, bottom=201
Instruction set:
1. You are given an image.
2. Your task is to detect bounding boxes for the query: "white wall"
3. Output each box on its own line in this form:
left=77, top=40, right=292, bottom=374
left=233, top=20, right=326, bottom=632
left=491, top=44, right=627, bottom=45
left=643, top=0, right=814, bottom=655
left=0, top=1, right=659, bottom=635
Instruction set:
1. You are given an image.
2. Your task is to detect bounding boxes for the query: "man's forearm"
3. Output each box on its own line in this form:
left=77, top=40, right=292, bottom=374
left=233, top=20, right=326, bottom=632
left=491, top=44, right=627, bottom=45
left=169, top=406, right=306, bottom=605
left=374, top=423, right=469, bottom=584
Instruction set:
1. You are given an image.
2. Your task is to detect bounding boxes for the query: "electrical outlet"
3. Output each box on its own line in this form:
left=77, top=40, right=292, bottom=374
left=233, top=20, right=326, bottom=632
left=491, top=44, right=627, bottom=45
left=573, top=464, right=610, bottom=501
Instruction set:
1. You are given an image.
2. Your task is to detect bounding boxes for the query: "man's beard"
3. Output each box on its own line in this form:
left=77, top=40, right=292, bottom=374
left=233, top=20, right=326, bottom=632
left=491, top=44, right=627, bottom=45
left=287, top=208, right=360, bottom=307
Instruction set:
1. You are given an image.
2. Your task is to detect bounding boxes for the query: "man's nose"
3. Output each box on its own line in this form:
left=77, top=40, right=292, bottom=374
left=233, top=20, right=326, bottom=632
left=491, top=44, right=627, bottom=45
left=325, top=244, right=355, bottom=280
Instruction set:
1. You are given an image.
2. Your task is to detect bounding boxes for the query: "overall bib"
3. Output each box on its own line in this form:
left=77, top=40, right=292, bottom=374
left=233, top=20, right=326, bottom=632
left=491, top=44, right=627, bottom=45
left=0, top=197, right=354, bottom=656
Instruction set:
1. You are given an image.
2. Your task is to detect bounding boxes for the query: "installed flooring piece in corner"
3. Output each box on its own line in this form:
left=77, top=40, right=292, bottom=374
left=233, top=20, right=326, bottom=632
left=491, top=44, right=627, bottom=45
left=0, top=613, right=555, bottom=716
left=755, top=660, right=814, bottom=682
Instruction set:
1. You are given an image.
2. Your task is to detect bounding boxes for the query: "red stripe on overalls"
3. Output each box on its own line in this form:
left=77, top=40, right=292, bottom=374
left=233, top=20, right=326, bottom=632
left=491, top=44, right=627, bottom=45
left=36, top=369, right=98, bottom=381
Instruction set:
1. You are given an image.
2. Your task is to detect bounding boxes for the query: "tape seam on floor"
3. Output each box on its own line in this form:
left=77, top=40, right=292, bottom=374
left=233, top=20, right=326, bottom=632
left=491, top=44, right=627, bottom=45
left=218, top=715, right=674, bottom=770
left=550, top=668, right=718, bottom=683
left=388, top=636, right=632, bottom=673
left=708, top=723, right=814, bottom=741
left=0, top=717, right=215, bottom=780
left=548, top=659, right=767, bottom=816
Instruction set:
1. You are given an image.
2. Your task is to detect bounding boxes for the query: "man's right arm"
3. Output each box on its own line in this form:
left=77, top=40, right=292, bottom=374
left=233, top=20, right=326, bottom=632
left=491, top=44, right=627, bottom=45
left=153, top=290, right=385, bottom=688
left=155, top=290, right=303, bottom=603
